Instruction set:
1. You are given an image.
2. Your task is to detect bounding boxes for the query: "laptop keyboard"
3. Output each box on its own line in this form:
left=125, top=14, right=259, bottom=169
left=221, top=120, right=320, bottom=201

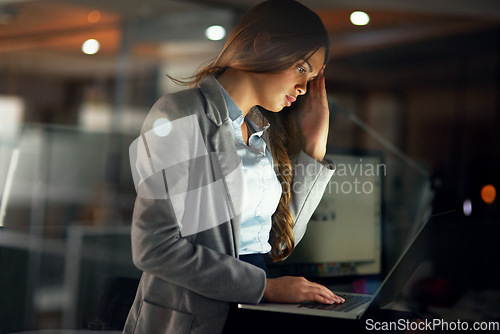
left=299, top=294, right=372, bottom=313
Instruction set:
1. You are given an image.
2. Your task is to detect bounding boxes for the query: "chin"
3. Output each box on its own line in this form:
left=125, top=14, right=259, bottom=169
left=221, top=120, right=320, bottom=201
left=272, top=103, right=286, bottom=112
left=259, top=104, right=282, bottom=112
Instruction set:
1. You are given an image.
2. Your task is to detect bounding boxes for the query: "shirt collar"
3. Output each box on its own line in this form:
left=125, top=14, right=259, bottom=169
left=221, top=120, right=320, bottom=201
left=246, top=107, right=270, bottom=137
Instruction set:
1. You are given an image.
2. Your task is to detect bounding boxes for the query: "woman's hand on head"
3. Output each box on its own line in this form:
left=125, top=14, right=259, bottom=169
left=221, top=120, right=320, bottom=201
left=263, top=276, right=344, bottom=304
left=300, top=65, right=330, bottom=162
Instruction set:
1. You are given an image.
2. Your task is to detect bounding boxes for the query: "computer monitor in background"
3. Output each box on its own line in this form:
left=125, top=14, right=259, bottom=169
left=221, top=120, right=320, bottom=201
left=269, top=147, right=384, bottom=280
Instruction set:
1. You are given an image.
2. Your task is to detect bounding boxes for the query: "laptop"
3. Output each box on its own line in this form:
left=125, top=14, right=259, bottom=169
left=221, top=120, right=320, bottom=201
left=238, top=210, right=455, bottom=320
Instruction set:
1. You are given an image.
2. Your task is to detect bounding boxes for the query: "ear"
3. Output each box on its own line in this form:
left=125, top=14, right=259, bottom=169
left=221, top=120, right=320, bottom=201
left=253, top=31, right=271, bottom=56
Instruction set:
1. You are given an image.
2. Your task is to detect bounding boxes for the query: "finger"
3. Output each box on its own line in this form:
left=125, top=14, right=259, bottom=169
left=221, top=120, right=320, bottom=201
left=313, top=70, right=325, bottom=92
left=311, top=284, right=341, bottom=304
left=310, top=77, right=323, bottom=98
left=326, top=294, right=343, bottom=304
left=318, top=73, right=326, bottom=92
left=308, top=78, right=318, bottom=94
left=308, top=79, right=325, bottom=103
left=309, top=290, right=338, bottom=305
left=316, top=285, right=344, bottom=304
left=316, top=65, right=325, bottom=81
left=333, top=293, right=345, bottom=303
left=321, top=65, right=326, bottom=78
left=300, top=279, right=337, bottom=304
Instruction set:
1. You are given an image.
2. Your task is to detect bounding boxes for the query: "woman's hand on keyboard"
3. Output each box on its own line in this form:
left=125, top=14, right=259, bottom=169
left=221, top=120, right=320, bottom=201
left=263, top=276, right=345, bottom=304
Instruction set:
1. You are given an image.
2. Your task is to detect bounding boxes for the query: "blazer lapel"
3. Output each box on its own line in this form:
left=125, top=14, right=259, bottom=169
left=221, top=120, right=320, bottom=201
left=199, top=76, right=244, bottom=256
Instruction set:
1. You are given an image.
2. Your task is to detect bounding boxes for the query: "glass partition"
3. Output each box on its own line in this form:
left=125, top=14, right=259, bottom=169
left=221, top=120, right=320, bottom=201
left=0, top=124, right=140, bottom=331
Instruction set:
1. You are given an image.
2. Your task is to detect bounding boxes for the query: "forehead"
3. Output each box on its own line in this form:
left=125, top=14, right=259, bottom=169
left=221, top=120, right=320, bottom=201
left=305, top=47, right=326, bottom=74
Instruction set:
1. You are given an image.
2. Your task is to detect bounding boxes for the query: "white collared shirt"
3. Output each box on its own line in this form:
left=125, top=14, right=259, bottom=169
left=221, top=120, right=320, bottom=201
left=215, top=79, right=282, bottom=255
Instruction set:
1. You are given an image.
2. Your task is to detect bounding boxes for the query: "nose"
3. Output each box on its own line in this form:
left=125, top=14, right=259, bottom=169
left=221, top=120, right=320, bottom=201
left=295, top=81, right=307, bottom=96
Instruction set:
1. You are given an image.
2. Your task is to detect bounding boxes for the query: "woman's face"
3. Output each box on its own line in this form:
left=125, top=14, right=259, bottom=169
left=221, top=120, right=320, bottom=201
left=251, top=47, right=326, bottom=112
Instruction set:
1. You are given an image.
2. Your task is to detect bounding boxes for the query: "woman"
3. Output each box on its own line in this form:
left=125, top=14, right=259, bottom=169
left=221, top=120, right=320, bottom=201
left=124, top=1, right=342, bottom=333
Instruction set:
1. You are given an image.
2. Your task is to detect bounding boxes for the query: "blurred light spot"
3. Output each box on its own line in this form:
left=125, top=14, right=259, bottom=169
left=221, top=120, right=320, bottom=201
left=82, top=39, right=100, bottom=55
left=153, top=118, right=172, bottom=137
left=463, top=199, right=472, bottom=216
left=87, top=10, right=101, bottom=23
left=350, top=11, right=370, bottom=26
left=481, top=184, right=496, bottom=204
left=205, top=25, right=226, bottom=41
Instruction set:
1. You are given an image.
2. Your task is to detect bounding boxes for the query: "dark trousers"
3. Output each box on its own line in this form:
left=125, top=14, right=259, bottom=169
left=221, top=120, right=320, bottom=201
left=239, top=253, right=270, bottom=278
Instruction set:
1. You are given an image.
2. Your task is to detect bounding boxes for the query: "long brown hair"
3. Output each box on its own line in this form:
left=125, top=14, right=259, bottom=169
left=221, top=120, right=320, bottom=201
left=172, top=0, right=329, bottom=261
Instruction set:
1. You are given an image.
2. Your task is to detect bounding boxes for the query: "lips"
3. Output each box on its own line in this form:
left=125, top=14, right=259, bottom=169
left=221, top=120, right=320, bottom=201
left=285, top=95, right=296, bottom=107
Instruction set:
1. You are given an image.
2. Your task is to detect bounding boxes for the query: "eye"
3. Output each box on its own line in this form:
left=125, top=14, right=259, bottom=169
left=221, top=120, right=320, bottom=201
left=306, top=75, right=318, bottom=83
left=298, top=65, right=306, bottom=74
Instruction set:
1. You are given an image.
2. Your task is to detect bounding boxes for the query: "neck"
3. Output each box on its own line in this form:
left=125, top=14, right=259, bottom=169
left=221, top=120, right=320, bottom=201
left=216, top=68, right=257, bottom=117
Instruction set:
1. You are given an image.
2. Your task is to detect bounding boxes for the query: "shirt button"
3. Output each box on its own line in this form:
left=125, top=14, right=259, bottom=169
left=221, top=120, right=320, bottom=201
left=265, top=178, right=271, bottom=185
left=256, top=209, right=262, bottom=216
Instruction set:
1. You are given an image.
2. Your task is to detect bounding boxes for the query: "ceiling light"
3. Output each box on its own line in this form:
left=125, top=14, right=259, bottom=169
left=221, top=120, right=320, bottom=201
left=481, top=184, right=496, bottom=204
left=87, top=10, right=101, bottom=24
left=82, top=39, right=100, bottom=55
left=205, top=25, right=226, bottom=41
left=463, top=199, right=472, bottom=216
left=350, top=11, right=370, bottom=26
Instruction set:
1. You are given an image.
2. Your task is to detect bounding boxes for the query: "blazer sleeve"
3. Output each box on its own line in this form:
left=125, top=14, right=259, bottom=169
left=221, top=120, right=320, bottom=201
left=290, top=151, right=335, bottom=245
left=131, top=195, right=266, bottom=304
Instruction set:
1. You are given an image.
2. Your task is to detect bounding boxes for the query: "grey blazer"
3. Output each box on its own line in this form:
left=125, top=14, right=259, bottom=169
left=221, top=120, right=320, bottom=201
left=123, top=76, right=334, bottom=334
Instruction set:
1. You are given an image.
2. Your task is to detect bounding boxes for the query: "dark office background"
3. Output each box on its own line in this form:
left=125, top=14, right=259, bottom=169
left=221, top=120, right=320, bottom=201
left=0, top=0, right=499, bottom=333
